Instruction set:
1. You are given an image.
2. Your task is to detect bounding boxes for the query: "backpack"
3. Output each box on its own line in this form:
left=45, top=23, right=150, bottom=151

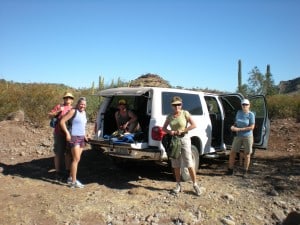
left=50, top=111, right=62, bottom=128
left=50, top=104, right=65, bottom=128
left=66, top=108, right=77, bottom=132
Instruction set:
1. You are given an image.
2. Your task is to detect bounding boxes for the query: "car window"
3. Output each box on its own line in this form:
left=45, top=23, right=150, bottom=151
left=162, top=92, right=203, bottom=115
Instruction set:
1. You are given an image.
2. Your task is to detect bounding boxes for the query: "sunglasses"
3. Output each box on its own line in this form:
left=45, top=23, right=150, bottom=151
left=242, top=104, right=249, bottom=106
left=172, top=104, right=182, bottom=107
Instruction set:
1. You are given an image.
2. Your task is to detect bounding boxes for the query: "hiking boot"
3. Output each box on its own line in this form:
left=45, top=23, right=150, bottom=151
left=172, top=183, right=181, bottom=194
left=70, top=180, right=85, bottom=188
left=226, top=168, right=234, bottom=175
left=193, top=183, right=202, bottom=196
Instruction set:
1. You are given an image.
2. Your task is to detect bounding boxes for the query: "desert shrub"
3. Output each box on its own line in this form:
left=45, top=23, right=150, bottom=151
left=73, top=88, right=102, bottom=123
left=267, top=94, right=300, bottom=120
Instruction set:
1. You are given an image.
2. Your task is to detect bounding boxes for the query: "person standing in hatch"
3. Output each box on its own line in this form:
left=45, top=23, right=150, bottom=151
left=115, top=99, right=140, bottom=133
left=227, top=99, right=255, bottom=178
left=162, top=96, right=202, bottom=196
left=48, top=92, right=74, bottom=180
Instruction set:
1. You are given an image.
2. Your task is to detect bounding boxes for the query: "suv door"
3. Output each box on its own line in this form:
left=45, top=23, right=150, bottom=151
left=248, top=95, right=270, bottom=149
left=220, top=94, right=270, bottom=150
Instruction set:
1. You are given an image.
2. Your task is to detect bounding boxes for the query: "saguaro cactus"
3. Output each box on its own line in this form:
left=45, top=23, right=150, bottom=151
left=238, top=59, right=242, bottom=92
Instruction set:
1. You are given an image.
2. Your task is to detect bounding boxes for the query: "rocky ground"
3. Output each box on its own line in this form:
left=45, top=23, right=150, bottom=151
left=0, top=118, right=299, bottom=225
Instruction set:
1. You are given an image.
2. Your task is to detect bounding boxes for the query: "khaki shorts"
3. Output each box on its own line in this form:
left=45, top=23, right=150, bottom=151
left=231, top=136, right=253, bottom=154
left=171, top=135, right=194, bottom=168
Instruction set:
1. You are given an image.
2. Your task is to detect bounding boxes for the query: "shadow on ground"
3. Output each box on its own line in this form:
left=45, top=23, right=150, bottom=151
left=0, top=149, right=173, bottom=189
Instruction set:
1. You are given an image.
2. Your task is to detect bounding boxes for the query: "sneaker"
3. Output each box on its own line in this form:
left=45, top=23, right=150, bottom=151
left=226, top=168, right=234, bottom=175
left=172, top=183, right=181, bottom=194
left=70, top=180, right=85, bottom=188
left=193, top=184, right=202, bottom=196
left=67, top=177, right=72, bottom=184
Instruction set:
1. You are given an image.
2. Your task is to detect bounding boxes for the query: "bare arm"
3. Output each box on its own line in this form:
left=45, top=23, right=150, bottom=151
left=231, top=124, right=255, bottom=132
left=115, top=111, right=120, bottom=128
left=127, top=110, right=137, bottom=124
left=184, top=115, right=196, bottom=133
left=162, top=118, right=174, bottom=136
left=48, top=105, right=64, bottom=119
left=59, top=109, right=75, bottom=141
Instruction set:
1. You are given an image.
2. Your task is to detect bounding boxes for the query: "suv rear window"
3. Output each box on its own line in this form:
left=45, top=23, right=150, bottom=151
left=162, top=92, right=203, bottom=115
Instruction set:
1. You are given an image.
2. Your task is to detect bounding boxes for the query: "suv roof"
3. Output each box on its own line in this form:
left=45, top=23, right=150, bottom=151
left=98, top=87, right=208, bottom=97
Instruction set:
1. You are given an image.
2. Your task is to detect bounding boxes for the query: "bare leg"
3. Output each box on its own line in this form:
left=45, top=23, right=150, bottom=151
left=70, top=146, right=83, bottom=182
left=228, top=151, right=237, bottom=169
left=54, top=154, right=60, bottom=173
left=239, top=151, right=244, bottom=166
left=65, top=152, right=72, bottom=172
left=188, top=167, right=197, bottom=184
left=244, top=152, right=251, bottom=171
left=173, top=167, right=181, bottom=183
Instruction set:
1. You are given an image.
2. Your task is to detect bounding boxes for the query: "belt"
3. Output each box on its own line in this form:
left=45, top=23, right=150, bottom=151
left=175, top=132, right=187, bottom=138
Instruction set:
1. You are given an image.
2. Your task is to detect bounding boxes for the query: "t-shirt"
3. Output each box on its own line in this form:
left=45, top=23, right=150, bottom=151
left=70, top=109, right=87, bottom=136
left=51, top=104, right=73, bottom=135
left=167, top=110, right=189, bottom=131
left=235, top=110, right=255, bottom=137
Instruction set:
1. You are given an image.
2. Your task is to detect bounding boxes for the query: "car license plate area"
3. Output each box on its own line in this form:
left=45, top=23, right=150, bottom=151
left=115, top=148, right=129, bottom=155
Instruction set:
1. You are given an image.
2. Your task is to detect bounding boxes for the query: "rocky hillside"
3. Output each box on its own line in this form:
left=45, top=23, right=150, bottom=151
left=129, top=73, right=171, bottom=88
left=279, top=77, right=300, bottom=94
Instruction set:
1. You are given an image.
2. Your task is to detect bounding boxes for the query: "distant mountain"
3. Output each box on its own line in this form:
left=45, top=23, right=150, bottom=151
left=278, top=77, right=300, bottom=94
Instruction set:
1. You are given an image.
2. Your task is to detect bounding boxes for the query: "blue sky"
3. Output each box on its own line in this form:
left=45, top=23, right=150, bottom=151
left=1, top=0, right=299, bottom=92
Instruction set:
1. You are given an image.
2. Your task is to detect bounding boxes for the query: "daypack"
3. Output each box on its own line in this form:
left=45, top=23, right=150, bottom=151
left=50, top=111, right=62, bottom=128
left=50, top=104, right=65, bottom=128
left=66, top=108, right=77, bottom=132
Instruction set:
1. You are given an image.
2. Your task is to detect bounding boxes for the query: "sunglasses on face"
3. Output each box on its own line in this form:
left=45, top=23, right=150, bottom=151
left=172, top=104, right=182, bottom=107
left=242, top=104, right=249, bottom=106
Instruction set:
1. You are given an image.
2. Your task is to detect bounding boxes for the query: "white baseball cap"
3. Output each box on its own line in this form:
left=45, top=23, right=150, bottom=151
left=241, top=99, right=250, bottom=105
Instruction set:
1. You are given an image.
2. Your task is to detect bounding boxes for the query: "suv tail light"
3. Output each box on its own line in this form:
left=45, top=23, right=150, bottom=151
left=151, top=126, right=166, bottom=141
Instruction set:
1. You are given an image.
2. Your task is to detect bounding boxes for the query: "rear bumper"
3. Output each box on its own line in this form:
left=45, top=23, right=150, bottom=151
left=89, top=139, right=163, bottom=160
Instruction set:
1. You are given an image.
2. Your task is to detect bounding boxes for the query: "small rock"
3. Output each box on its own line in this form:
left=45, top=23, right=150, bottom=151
left=221, top=215, right=235, bottom=225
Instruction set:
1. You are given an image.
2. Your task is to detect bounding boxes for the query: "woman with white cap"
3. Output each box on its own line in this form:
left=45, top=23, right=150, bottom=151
left=227, top=98, right=255, bottom=178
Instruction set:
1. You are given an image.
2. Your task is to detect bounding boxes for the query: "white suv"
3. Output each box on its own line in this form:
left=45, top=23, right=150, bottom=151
left=90, top=87, right=270, bottom=179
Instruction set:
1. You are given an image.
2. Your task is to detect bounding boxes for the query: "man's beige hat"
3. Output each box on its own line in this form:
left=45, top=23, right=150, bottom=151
left=63, top=92, right=74, bottom=99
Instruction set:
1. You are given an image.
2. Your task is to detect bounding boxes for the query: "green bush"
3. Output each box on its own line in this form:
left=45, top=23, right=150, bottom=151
left=0, top=81, right=101, bottom=127
left=267, top=94, right=300, bottom=120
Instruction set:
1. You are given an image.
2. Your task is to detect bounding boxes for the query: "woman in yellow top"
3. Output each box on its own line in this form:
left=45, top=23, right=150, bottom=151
left=162, top=96, right=202, bottom=196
